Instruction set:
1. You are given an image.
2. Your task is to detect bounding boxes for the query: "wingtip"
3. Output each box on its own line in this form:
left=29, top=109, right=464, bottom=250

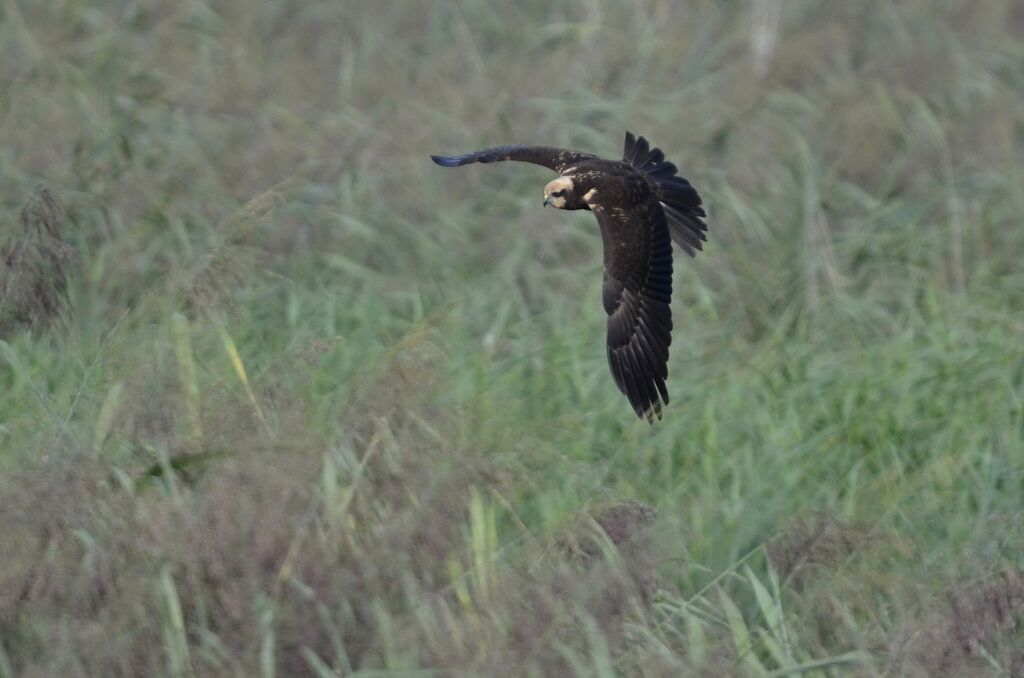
left=428, top=155, right=460, bottom=168
left=638, top=400, right=664, bottom=424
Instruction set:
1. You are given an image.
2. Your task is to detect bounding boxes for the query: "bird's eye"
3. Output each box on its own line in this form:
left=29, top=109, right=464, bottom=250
left=553, top=190, right=563, bottom=197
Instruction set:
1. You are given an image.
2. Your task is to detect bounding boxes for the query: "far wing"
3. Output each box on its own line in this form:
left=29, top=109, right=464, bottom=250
left=431, top=145, right=597, bottom=174
left=595, top=194, right=673, bottom=422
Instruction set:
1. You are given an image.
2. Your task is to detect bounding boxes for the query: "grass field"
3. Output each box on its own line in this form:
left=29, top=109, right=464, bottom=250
left=2, top=1, right=1024, bottom=675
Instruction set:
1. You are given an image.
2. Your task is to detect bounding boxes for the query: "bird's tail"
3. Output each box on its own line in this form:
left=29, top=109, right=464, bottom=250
left=622, top=132, right=708, bottom=257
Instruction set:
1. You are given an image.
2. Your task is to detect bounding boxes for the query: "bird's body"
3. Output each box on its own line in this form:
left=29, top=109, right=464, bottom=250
left=432, top=132, right=707, bottom=422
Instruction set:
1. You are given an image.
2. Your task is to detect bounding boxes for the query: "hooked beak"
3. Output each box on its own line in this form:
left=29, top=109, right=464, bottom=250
left=543, top=196, right=552, bottom=207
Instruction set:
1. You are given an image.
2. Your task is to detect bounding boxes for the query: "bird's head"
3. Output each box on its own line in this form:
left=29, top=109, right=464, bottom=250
left=542, top=177, right=576, bottom=209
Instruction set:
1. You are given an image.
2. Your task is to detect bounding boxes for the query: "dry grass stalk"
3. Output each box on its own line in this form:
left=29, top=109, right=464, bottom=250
left=0, top=186, right=74, bottom=335
left=182, top=182, right=288, bottom=318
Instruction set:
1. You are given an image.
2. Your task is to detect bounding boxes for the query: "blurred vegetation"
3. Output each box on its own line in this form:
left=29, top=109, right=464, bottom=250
left=1, top=0, right=1023, bottom=675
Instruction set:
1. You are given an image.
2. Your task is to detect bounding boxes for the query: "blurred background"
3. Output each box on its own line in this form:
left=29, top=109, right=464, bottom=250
left=1, top=1, right=1023, bottom=675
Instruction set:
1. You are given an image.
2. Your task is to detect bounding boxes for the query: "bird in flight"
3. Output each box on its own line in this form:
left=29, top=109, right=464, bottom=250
left=431, top=132, right=707, bottom=422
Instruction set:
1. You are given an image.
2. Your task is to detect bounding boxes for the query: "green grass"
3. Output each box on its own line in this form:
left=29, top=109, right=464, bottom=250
left=2, top=1, right=1024, bottom=675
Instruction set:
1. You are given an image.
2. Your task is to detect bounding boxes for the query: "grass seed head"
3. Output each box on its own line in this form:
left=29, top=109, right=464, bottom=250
left=0, top=185, right=74, bottom=335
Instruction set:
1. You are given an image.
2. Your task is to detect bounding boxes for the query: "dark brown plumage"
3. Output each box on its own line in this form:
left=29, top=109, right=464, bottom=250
left=432, top=132, right=708, bottom=422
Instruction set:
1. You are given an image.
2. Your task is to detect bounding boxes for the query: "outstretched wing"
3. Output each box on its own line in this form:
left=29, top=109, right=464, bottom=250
left=431, top=145, right=598, bottom=174
left=595, top=193, right=673, bottom=422
left=622, top=132, right=708, bottom=257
